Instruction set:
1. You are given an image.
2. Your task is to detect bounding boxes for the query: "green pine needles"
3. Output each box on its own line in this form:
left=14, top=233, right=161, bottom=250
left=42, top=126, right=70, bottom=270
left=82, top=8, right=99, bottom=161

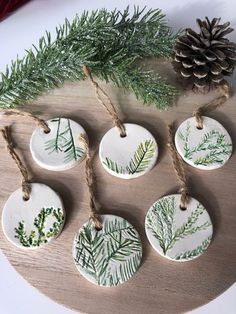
left=178, top=122, right=232, bottom=166
left=73, top=217, right=142, bottom=286
left=45, top=118, right=84, bottom=163
left=103, top=139, right=156, bottom=175
left=146, top=196, right=212, bottom=260
left=0, top=7, right=179, bottom=109
left=15, top=207, right=64, bottom=247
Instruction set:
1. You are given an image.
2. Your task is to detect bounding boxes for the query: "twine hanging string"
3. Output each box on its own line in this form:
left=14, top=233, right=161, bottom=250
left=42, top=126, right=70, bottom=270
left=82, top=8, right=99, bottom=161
left=193, top=83, right=230, bottom=130
left=0, top=108, right=50, bottom=133
left=82, top=65, right=126, bottom=137
left=0, top=126, right=31, bottom=201
left=80, top=134, right=103, bottom=230
left=167, top=123, right=189, bottom=210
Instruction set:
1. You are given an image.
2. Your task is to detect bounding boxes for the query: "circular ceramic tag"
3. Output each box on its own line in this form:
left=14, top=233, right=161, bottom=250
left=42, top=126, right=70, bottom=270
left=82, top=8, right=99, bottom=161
left=2, top=183, right=65, bottom=249
left=99, top=123, right=158, bottom=179
left=175, top=116, right=232, bottom=170
left=145, top=194, right=213, bottom=262
left=73, top=214, right=142, bottom=287
left=30, top=118, right=86, bottom=171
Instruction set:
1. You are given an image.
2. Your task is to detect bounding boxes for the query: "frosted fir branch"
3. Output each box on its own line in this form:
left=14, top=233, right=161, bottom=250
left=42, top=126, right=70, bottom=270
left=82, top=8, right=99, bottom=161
left=0, top=7, right=179, bottom=109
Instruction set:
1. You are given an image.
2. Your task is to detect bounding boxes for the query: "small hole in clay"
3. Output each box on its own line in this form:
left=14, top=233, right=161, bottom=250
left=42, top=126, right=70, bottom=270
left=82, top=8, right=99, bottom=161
left=196, top=126, right=203, bottom=130
left=95, top=226, right=103, bottom=231
left=120, top=133, right=127, bottom=138
left=44, top=129, right=51, bottom=134
left=23, top=196, right=30, bottom=201
left=179, top=205, right=187, bottom=211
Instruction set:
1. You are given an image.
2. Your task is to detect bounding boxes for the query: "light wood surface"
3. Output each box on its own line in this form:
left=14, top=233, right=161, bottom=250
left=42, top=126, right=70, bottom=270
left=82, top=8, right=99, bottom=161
left=0, top=62, right=236, bottom=314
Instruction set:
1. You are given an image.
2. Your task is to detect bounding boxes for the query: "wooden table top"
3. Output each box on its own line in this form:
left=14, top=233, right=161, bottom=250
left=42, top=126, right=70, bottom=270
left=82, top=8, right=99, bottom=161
left=0, top=66, right=236, bottom=313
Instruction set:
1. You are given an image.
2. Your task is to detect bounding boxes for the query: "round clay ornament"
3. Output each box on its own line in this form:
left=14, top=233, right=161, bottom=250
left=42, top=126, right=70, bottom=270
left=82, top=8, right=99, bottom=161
left=145, top=194, right=213, bottom=262
left=30, top=118, right=86, bottom=171
left=175, top=116, right=232, bottom=170
left=2, top=183, right=65, bottom=249
left=99, top=123, right=158, bottom=179
left=72, top=214, right=142, bottom=287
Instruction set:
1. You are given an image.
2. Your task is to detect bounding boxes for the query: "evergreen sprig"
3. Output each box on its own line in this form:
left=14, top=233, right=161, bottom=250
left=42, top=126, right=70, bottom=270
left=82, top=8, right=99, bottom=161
left=0, top=7, right=179, bottom=109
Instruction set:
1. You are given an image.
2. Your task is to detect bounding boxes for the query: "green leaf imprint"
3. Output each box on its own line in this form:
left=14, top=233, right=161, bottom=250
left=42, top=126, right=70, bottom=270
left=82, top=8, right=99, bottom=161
left=178, top=123, right=232, bottom=166
left=174, top=236, right=212, bottom=261
left=103, top=139, right=155, bottom=175
left=146, top=196, right=212, bottom=259
left=74, top=217, right=142, bottom=286
left=14, top=207, right=64, bottom=247
left=45, top=118, right=84, bottom=163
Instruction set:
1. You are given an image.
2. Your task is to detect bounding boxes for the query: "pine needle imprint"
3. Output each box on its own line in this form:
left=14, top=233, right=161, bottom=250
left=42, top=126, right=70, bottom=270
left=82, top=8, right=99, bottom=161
left=146, top=196, right=212, bottom=260
left=14, top=207, right=64, bottom=247
left=73, top=216, right=142, bottom=286
left=178, top=122, right=232, bottom=166
left=45, top=118, right=84, bottom=163
left=103, top=139, right=155, bottom=175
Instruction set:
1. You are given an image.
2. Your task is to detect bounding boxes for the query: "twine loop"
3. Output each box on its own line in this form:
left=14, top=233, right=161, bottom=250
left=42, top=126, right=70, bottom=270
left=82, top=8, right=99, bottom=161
left=194, top=83, right=230, bottom=130
left=167, top=123, right=189, bottom=210
left=1, top=108, right=50, bottom=133
left=0, top=126, right=31, bottom=200
left=80, top=133, right=102, bottom=230
left=82, top=65, right=126, bottom=137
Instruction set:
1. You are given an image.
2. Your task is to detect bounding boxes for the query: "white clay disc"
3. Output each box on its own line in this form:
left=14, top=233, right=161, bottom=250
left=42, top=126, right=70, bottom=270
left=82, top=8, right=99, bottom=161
left=175, top=116, right=232, bottom=170
left=99, top=123, right=158, bottom=179
left=2, top=183, right=65, bottom=249
left=30, top=118, right=87, bottom=171
left=145, top=194, right=213, bottom=262
left=72, top=214, right=142, bottom=287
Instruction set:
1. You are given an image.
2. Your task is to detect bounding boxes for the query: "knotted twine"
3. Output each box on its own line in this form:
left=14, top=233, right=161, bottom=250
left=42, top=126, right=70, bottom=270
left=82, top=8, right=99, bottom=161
left=194, top=83, right=230, bottom=129
left=0, top=108, right=50, bottom=133
left=82, top=65, right=126, bottom=137
left=167, top=123, right=189, bottom=210
left=0, top=126, right=31, bottom=201
left=80, top=133, right=102, bottom=230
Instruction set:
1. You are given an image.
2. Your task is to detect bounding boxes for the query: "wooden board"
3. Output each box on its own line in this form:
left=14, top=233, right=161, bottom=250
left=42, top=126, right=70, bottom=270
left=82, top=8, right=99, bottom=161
left=1, top=64, right=236, bottom=313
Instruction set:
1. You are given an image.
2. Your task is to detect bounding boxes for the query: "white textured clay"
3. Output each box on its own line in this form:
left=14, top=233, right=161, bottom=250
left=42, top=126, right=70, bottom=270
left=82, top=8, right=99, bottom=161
left=145, top=194, right=213, bottom=262
left=175, top=116, right=232, bottom=170
left=2, top=183, right=65, bottom=249
left=30, top=118, right=87, bottom=171
left=73, top=214, right=142, bottom=286
left=99, top=123, right=158, bottom=179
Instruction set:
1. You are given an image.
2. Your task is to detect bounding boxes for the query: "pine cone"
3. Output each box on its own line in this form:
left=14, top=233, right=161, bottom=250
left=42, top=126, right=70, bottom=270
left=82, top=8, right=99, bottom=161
left=172, top=17, right=236, bottom=91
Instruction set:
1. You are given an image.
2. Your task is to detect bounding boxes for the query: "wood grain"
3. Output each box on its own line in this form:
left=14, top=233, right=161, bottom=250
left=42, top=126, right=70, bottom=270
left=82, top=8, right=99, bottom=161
left=0, top=64, right=236, bottom=314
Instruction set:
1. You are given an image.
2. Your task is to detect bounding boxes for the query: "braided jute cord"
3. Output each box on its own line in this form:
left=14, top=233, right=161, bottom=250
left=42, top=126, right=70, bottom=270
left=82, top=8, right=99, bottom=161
left=82, top=65, right=126, bottom=137
left=0, top=126, right=31, bottom=201
left=80, top=133, right=102, bottom=230
left=167, top=123, right=189, bottom=210
left=0, top=108, right=50, bottom=133
left=194, top=83, right=230, bottom=130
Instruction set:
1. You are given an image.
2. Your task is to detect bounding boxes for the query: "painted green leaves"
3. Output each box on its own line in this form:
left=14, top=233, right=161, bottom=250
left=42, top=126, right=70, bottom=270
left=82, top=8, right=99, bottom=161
left=30, top=118, right=86, bottom=171
left=145, top=194, right=213, bottom=261
left=99, top=123, right=158, bottom=179
left=2, top=183, right=65, bottom=249
left=73, top=215, right=142, bottom=286
left=175, top=116, right=232, bottom=170
left=15, top=207, right=64, bottom=247
left=103, top=140, right=155, bottom=175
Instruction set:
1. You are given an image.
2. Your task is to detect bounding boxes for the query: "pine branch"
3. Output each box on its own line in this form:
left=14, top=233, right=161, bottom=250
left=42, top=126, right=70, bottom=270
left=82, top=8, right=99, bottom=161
left=0, top=7, right=179, bottom=109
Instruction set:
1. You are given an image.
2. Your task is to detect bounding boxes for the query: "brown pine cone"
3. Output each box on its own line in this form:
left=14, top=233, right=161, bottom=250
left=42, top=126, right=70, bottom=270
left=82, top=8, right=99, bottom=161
left=172, top=17, right=236, bottom=91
